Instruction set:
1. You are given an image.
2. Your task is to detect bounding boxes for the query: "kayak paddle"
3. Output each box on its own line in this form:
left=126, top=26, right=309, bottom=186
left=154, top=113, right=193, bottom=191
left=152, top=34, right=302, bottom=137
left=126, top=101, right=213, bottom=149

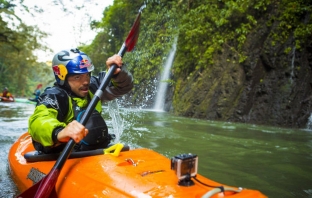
left=17, top=5, right=145, bottom=198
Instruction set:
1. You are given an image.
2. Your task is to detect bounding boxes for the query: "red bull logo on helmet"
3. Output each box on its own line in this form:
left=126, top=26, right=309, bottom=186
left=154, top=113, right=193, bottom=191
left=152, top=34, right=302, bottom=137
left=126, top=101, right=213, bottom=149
left=79, top=59, right=92, bottom=69
left=52, top=65, right=60, bottom=75
left=52, top=64, right=67, bottom=80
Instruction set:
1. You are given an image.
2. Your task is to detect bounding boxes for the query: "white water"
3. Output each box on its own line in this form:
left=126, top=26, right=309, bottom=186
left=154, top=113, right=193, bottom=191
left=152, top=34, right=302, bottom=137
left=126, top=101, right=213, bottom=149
left=307, top=113, right=312, bottom=130
left=107, top=100, right=124, bottom=142
left=153, top=37, right=177, bottom=111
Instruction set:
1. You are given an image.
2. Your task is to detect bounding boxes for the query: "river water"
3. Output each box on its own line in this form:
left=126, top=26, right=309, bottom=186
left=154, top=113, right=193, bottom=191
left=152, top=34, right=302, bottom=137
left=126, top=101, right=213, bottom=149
left=1, top=101, right=312, bottom=198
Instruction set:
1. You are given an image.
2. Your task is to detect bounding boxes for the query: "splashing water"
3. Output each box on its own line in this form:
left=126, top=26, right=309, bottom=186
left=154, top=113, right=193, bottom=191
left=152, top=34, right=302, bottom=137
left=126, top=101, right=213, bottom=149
left=107, top=100, right=125, bottom=142
left=106, top=100, right=144, bottom=149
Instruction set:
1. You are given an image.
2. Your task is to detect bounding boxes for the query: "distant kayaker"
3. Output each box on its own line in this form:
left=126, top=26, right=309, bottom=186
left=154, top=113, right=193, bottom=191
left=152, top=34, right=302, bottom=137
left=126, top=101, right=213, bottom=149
left=28, top=48, right=133, bottom=153
left=28, top=84, right=42, bottom=102
left=0, top=87, right=14, bottom=101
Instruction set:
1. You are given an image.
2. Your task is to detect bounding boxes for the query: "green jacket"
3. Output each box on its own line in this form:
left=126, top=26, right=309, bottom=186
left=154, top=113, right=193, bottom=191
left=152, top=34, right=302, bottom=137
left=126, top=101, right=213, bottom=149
left=29, top=69, right=133, bottom=147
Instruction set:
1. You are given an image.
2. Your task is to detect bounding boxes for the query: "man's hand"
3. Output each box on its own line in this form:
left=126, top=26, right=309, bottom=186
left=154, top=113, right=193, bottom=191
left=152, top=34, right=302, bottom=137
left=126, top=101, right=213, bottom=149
left=106, top=54, right=123, bottom=74
left=57, top=120, right=88, bottom=143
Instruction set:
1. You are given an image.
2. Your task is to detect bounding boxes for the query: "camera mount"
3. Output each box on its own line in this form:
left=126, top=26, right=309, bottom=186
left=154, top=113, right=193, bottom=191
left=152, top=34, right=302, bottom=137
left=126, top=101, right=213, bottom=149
left=171, top=153, right=198, bottom=186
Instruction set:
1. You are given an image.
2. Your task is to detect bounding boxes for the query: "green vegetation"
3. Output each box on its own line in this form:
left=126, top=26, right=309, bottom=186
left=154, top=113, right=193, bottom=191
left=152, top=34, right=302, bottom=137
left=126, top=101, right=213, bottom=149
left=0, top=0, right=52, bottom=96
left=0, top=0, right=310, bottom=103
left=82, top=0, right=311, bottom=105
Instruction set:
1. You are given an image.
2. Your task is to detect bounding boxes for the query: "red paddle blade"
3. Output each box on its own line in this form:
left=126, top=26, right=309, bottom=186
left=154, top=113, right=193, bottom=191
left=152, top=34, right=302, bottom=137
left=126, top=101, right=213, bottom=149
left=17, top=169, right=59, bottom=198
left=125, top=14, right=140, bottom=52
left=37, top=84, right=43, bottom=89
left=16, top=181, right=58, bottom=198
left=125, top=5, right=146, bottom=51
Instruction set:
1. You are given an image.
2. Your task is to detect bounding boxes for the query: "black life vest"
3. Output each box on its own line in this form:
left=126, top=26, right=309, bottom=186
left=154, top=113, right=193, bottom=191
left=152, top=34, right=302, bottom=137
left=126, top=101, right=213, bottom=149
left=72, top=100, right=110, bottom=151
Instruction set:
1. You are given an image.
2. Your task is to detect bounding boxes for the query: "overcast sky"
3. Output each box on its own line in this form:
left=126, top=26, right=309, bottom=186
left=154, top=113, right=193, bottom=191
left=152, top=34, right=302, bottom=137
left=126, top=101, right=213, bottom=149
left=15, top=0, right=113, bottom=62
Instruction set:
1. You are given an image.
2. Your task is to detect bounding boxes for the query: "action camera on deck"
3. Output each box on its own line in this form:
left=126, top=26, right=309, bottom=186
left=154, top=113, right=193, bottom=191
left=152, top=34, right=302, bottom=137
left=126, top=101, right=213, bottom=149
left=171, top=153, right=198, bottom=186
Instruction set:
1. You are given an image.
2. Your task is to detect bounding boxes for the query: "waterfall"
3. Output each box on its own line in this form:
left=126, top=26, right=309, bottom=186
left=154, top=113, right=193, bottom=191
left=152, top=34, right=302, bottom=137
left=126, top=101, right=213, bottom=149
left=307, top=113, right=312, bottom=130
left=153, top=37, right=177, bottom=111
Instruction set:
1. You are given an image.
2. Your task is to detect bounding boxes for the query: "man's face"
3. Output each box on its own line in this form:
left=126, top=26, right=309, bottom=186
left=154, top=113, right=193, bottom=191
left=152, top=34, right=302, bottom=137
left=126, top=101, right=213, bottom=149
left=67, top=73, right=91, bottom=98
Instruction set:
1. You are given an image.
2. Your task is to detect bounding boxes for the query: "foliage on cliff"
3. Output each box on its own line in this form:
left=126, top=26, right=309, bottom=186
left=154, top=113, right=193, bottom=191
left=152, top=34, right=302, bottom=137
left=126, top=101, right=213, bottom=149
left=171, top=0, right=312, bottom=127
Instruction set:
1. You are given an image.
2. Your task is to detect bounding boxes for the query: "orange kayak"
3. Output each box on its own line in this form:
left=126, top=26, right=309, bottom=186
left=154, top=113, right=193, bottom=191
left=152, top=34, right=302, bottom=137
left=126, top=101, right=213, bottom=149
left=0, top=96, right=14, bottom=102
left=8, top=132, right=267, bottom=198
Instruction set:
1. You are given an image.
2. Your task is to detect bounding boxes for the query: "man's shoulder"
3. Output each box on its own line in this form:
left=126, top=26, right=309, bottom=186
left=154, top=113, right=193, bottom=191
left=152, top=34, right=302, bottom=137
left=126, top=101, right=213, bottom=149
left=37, top=86, right=70, bottom=112
left=43, top=86, right=68, bottom=96
left=39, top=86, right=70, bottom=104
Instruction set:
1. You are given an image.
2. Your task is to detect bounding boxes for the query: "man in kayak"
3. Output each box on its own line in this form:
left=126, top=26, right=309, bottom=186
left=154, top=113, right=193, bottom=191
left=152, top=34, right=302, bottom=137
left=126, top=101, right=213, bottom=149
left=28, top=84, right=43, bottom=102
left=0, top=87, right=14, bottom=101
left=28, top=48, right=133, bottom=153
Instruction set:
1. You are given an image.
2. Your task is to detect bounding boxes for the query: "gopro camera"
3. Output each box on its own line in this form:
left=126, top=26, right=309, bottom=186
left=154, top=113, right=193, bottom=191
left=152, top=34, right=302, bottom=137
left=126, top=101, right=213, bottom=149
left=171, top=153, right=198, bottom=181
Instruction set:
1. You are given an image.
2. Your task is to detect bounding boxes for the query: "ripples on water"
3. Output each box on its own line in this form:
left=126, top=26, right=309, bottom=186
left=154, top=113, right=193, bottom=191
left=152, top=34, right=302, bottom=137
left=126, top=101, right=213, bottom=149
left=110, top=108, right=312, bottom=198
left=0, top=102, right=33, bottom=197
left=1, top=101, right=312, bottom=198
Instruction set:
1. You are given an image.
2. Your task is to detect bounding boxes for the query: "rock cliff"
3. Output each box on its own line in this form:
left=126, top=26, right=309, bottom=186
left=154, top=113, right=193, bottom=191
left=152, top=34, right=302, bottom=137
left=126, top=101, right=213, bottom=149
left=171, top=7, right=312, bottom=128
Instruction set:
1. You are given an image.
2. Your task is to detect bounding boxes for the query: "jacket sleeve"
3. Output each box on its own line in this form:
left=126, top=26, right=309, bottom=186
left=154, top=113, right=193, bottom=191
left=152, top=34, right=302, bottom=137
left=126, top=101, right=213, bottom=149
left=28, top=87, right=71, bottom=147
left=90, top=66, right=133, bottom=102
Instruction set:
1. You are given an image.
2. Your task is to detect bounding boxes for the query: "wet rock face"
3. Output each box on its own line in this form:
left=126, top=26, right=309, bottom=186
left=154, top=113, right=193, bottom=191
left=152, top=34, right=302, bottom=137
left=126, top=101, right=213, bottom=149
left=171, top=16, right=312, bottom=129
left=232, top=18, right=312, bottom=128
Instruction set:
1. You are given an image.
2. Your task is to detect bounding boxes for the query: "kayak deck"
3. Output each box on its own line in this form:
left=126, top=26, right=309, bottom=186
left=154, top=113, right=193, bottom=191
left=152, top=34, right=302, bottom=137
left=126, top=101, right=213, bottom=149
left=9, top=132, right=267, bottom=198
